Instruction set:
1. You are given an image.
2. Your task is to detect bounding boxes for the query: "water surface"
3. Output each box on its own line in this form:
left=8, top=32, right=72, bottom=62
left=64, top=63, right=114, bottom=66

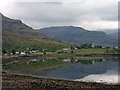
left=3, top=57, right=119, bottom=84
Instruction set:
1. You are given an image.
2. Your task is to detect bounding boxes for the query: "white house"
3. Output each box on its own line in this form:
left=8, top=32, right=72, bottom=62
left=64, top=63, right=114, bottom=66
left=21, top=52, right=25, bottom=55
left=42, top=49, right=46, bottom=52
left=92, top=44, right=95, bottom=48
left=16, top=52, right=19, bottom=54
left=31, top=50, right=37, bottom=53
left=63, top=59, right=71, bottom=62
left=75, top=48, right=78, bottom=50
left=62, top=48, right=71, bottom=51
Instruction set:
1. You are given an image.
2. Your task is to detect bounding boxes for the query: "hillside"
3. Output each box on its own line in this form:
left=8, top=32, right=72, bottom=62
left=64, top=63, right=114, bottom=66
left=36, top=26, right=118, bottom=47
left=2, top=15, right=68, bottom=51
left=109, top=32, right=118, bottom=38
left=101, top=29, right=118, bottom=38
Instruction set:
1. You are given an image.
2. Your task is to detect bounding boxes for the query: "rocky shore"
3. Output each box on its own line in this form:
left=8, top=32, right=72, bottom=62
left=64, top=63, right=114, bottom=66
left=2, top=72, right=120, bottom=90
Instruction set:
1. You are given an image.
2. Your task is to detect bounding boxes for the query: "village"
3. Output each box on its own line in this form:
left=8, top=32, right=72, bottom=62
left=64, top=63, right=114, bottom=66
left=2, top=43, right=118, bottom=56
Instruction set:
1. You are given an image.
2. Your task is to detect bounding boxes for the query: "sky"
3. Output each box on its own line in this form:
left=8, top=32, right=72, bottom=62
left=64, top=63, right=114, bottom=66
left=0, top=0, right=119, bottom=31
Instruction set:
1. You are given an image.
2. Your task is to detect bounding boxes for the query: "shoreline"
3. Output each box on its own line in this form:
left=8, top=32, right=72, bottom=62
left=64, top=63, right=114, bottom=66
left=2, top=72, right=120, bottom=89
left=3, top=70, right=120, bottom=85
left=2, top=54, right=119, bottom=89
left=2, top=53, right=119, bottom=59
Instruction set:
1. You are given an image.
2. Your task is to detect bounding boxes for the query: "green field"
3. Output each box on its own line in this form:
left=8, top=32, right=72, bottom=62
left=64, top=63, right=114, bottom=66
left=68, top=48, right=107, bottom=55
left=32, top=48, right=108, bottom=55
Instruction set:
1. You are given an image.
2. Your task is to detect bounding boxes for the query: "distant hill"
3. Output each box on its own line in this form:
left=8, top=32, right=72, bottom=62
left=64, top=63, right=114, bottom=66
left=2, top=14, right=68, bottom=51
left=100, top=29, right=117, bottom=34
left=100, top=29, right=118, bottom=38
left=109, top=32, right=118, bottom=38
left=36, top=26, right=118, bottom=47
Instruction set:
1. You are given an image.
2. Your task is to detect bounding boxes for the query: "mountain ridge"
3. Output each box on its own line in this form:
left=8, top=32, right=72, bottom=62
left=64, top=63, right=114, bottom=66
left=36, top=26, right=118, bottom=47
left=2, top=15, right=68, bottom=51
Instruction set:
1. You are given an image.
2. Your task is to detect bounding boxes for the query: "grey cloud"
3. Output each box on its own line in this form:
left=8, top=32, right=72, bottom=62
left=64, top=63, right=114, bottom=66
left=4, top=1, right=117, bottom=29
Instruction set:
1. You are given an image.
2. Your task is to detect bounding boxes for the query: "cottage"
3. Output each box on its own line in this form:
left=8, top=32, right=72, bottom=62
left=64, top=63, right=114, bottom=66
left=62, top=48, right=71, bottom=51
left=42, top=49, right=46, bottom=52
left=30, top=50, right=40, bottom=53
left=21, top=52, right=25, bottom=55
left=31, top=50, right=37, bottom=53
left=92, top=44, right=94, bottom=48
left=63, top=59, right=71, bottom=62
left=16, top=52, right=19, bottom=54
left=75, top=48, right=78, bottom=50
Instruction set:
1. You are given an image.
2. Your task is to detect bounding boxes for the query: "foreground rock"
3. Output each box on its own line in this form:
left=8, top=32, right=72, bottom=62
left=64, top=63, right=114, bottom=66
left=2, top=72, right=120, bottom=90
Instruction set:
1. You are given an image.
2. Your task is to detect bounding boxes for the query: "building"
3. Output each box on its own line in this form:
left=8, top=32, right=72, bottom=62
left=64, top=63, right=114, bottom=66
left=75, top=48, right=78, bottom=50
left=62, top=48, right=71, bottom=51
left=21, top=52, right=25, bottom=55
left=63, top=59, right=71, bottom=62
left=92, top=44, right=95, bottom=48
left=31, top=50, right=37, bottom=53
left=16, top=52, right=19, bottom=54
left=30, top=50, right=40, bottom=53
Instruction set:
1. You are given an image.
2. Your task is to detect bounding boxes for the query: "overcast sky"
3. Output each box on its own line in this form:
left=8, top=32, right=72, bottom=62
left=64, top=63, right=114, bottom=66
left=0, top=0, right=118, bottom=30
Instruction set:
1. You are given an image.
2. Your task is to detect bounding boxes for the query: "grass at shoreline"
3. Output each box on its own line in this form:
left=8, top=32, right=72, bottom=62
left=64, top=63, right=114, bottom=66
left=31, top=48, right=107, bottom=55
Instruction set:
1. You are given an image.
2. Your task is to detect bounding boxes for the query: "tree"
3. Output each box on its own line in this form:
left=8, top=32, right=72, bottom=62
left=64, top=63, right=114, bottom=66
left=95, top=45, right=102, bottom=48
left=70, top=46, right=74, bottom=50
left=70, top=50, right=74, bottom=54
left=57, top=50, right=64, bottom=54
left=3, top=49, right=7, bottom=54
left=106, top=47, right=110, bottom=49
left=12, top=49, right=16, bottom=54
left=25, top=51, right=30, bottom=54
left=80, top=43, right=92, bottom=49
left=43, top=52, right=46, bottom=55
left=105, top=49, right=109, bottom=54
left=77, top=46, right=81, bottom=49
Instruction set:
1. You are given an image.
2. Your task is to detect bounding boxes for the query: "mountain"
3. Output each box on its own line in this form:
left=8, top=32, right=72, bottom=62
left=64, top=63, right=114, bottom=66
left=36, top=26, right=118, bottom=47
left=109, top=32, right=118, bottom=38
left=100, top=29, right=118, bottom=34
left=99, top=29, right=118, bottom=38
left=2, top=14, right=68, bottom=51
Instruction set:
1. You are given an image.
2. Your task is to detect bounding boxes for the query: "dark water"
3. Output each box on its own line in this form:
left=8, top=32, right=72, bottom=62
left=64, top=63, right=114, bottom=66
left=3, top=57, right=119, bottom=84
left=44, top=58, right=119, bottom=84
left=45, top=60, right=117, bottom=78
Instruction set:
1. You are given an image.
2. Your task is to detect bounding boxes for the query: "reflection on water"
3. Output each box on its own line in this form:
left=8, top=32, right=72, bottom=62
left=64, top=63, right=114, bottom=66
left=3, top=56, right=119, bottom=84
left=44, top=58, right=119, bottom=84
left=74, top=67, right=118, bottom=84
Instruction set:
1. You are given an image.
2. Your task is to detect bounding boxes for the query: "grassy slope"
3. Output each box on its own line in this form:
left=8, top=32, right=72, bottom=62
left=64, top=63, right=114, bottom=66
left=3, top=31, right=66, bottom=51
left=2, top=15, right=69, bottom=51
